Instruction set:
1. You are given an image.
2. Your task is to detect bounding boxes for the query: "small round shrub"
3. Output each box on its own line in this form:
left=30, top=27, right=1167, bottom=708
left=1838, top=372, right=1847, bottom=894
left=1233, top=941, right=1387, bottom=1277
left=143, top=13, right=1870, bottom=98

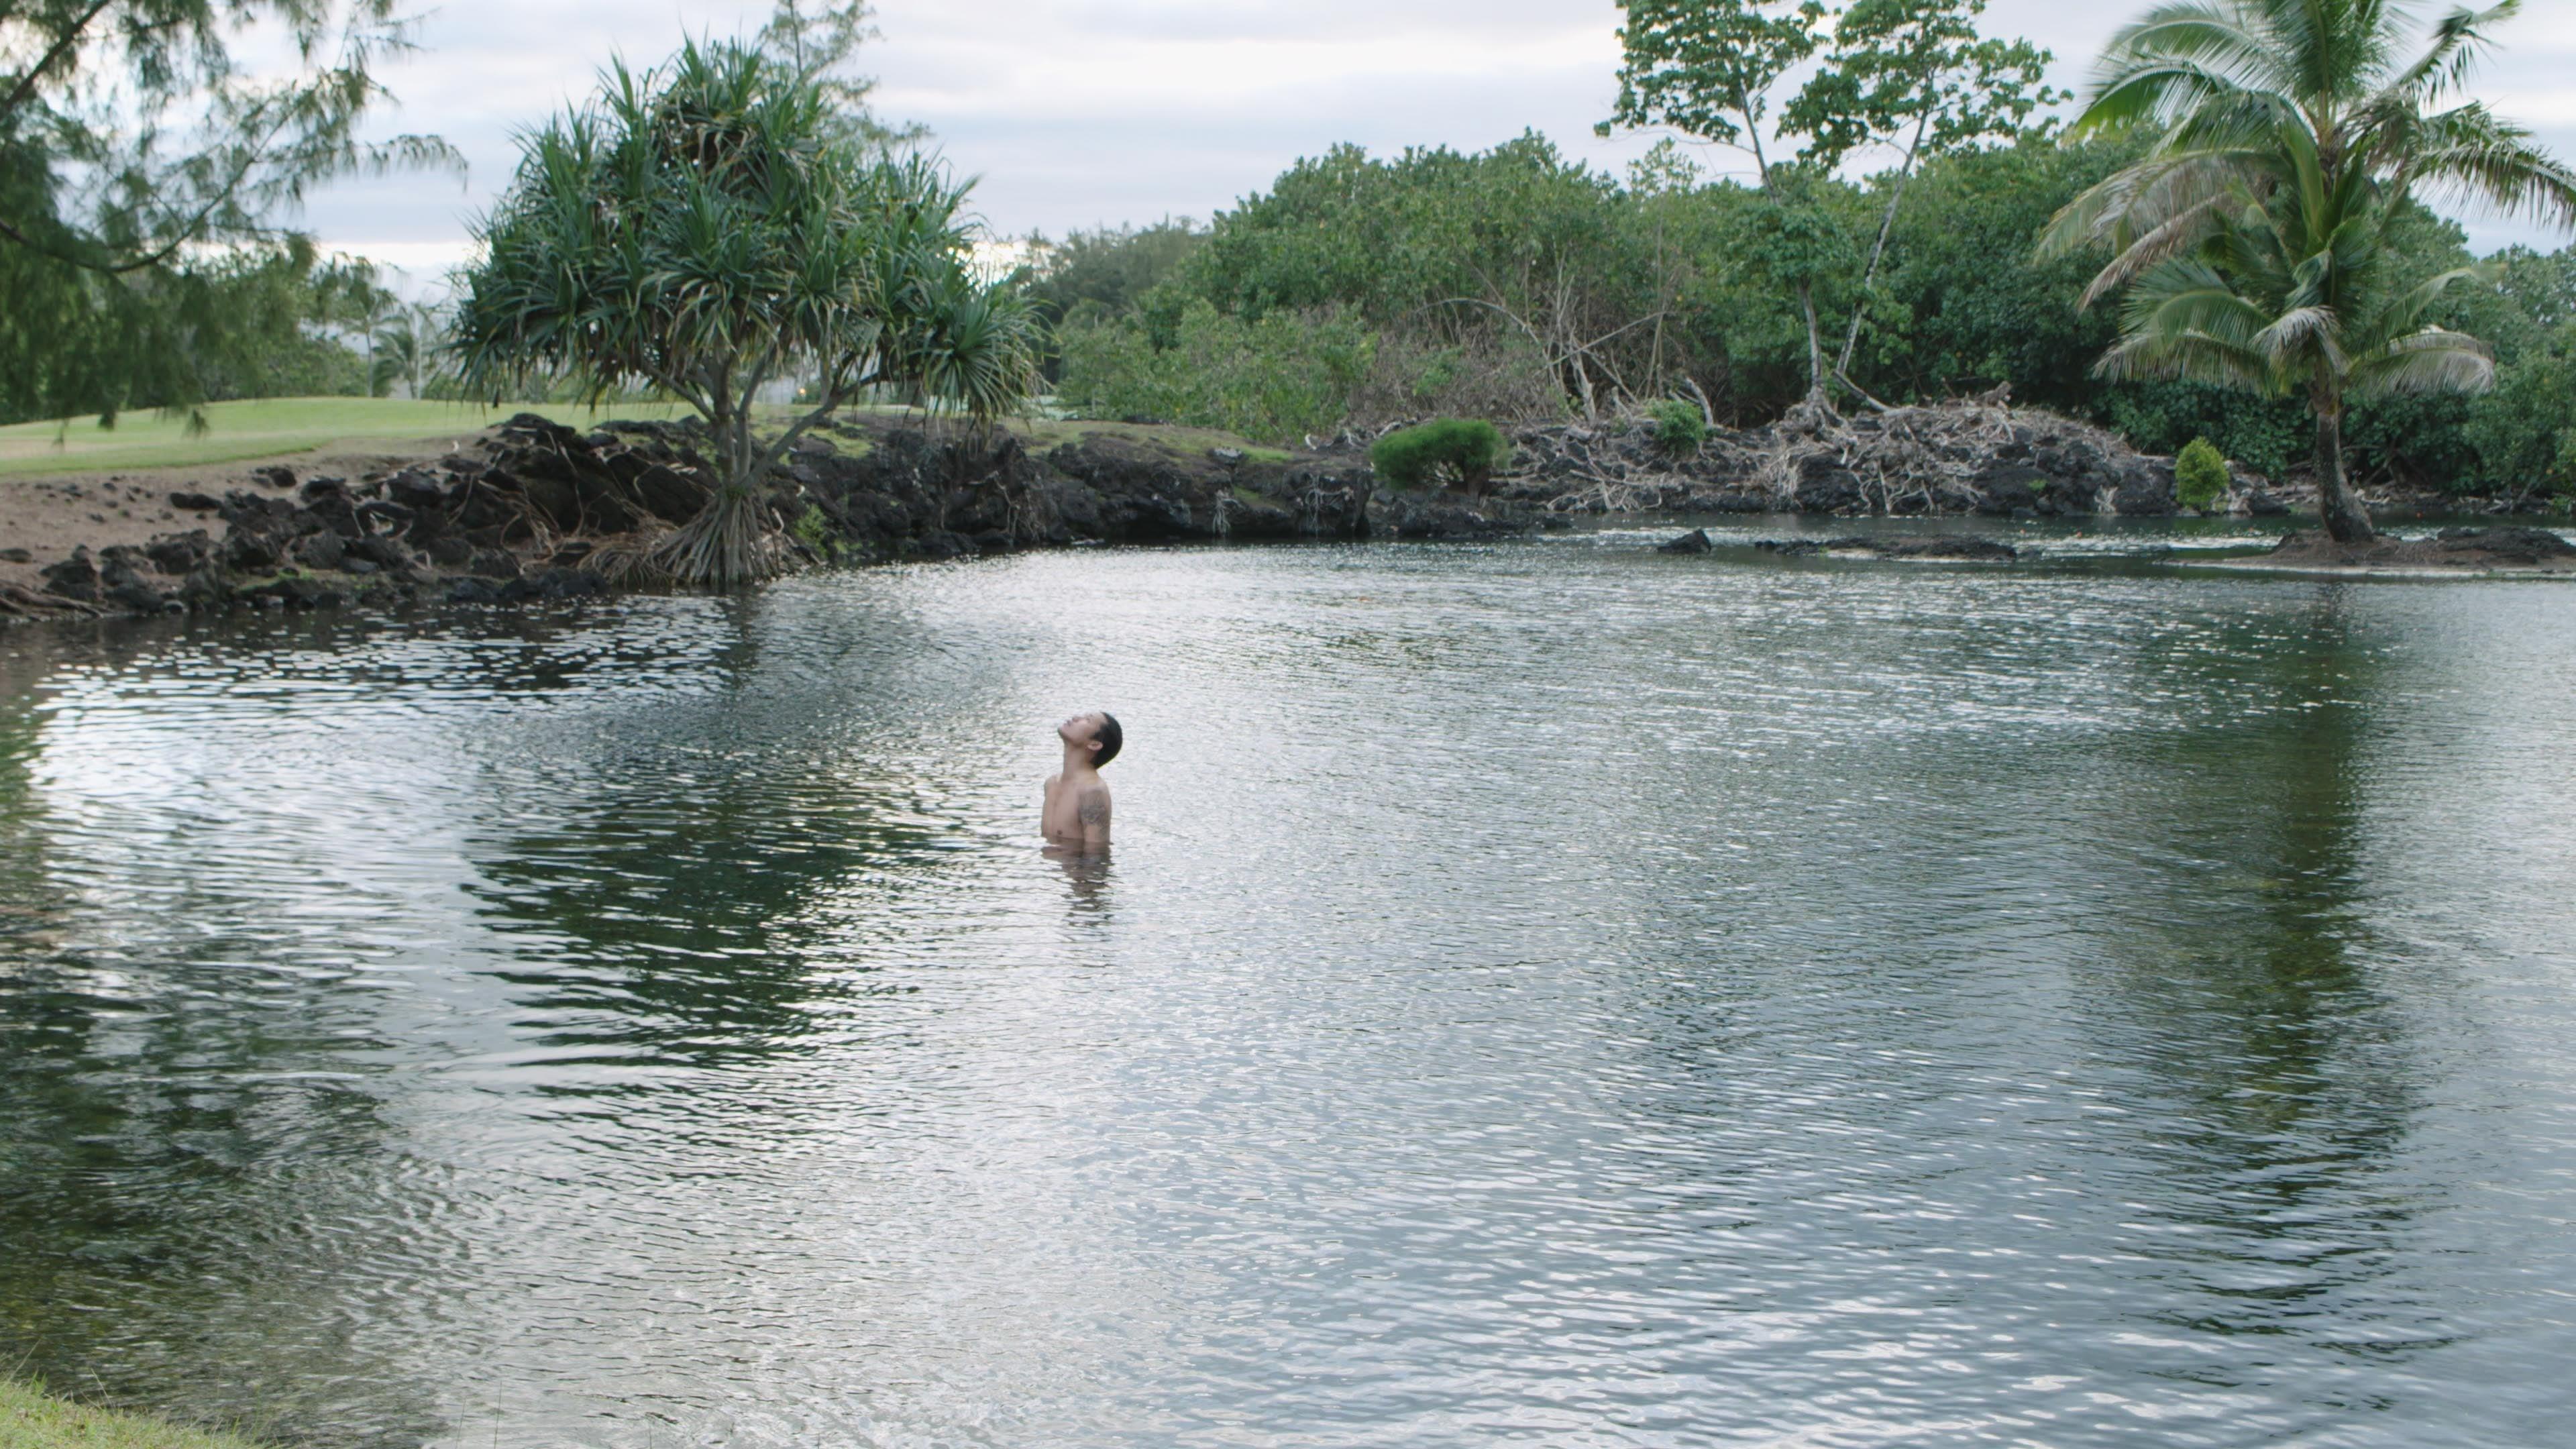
left=1371, top=418, right=1509, bottom=492
left=2176, top=437, right=2231, bottom=513
left=1644, top=399, right=1708, bottom=457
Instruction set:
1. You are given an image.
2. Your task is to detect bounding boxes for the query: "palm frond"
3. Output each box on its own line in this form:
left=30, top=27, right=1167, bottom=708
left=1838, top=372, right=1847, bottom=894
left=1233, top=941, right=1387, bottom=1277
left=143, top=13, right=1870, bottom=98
left=2094, top=327, right=2273, bottom=390
left=2347, top=326, right=2496, bottom=396
left=2078, top=1, right=2290, bottom=133
left=2400, top=103, right=2576, bottom=230
left=2078, top=190, right=2237, bottom=308
left=2353, top=262, right=2497, bottom=347
left=2252, top=303, right=2345, bottom=371
left=2380, top=1, right=2518, bottom=106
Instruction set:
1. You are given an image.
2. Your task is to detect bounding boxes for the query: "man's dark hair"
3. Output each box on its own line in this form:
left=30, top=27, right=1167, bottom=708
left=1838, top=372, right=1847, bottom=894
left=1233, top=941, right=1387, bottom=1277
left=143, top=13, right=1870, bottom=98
left=1092, top=712, right=1122, bottom=767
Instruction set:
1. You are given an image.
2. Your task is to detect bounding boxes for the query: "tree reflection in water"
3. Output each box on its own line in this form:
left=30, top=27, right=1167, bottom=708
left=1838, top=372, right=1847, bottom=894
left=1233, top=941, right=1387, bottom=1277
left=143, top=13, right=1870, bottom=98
left=2077, top=585, right=2436, bottom=1397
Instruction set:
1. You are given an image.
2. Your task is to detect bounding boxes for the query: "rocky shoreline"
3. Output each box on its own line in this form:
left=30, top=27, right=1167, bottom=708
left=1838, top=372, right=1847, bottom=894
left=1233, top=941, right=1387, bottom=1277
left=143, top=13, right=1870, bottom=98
left=2, top=399, right=2566, bottom=623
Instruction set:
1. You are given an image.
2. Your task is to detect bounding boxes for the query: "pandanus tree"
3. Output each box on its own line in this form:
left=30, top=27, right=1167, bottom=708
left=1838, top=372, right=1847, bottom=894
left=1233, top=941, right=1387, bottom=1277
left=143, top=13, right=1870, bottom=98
left=449, top=38, right=1038, bottom=585
left=2039, top=0, right=2576, bottom=541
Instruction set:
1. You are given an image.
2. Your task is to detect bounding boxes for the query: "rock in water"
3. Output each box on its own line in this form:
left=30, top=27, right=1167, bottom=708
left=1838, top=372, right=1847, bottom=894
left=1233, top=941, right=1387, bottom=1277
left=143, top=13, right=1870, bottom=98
left=1657, top=529, right=1713, bottom=554
left=1872, top=537, right=2019, bottom=561
left=2438, top=527, right=2576, bottom=564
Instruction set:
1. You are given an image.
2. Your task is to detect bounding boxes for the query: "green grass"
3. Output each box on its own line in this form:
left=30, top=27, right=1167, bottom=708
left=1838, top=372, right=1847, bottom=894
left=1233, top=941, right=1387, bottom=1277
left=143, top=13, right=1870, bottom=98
left=1, top=1378, right=260, bottom=1449
left=0, top=396, right=1304, bottom=484
left=0, top=397, right=704, bottom=480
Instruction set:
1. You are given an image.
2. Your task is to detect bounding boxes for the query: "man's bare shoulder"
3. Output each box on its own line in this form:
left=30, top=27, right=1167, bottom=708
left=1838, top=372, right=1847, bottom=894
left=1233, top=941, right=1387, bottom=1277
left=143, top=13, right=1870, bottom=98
left=1076, top=781, right=1112, bottom=822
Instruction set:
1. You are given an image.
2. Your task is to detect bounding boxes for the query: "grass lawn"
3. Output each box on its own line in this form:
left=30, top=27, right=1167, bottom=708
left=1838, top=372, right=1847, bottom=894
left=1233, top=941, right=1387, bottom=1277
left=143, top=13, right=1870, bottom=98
left=0, top=1379, right=258, bottom=1449
left=0, top=397, right=701, bottom=480
left=1, top=397, right=1299, bottom=484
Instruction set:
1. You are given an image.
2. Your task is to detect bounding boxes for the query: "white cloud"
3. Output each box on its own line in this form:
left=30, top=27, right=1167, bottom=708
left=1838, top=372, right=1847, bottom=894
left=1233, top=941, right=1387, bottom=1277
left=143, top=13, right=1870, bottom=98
left=301, top=0, right=2576, bottom=276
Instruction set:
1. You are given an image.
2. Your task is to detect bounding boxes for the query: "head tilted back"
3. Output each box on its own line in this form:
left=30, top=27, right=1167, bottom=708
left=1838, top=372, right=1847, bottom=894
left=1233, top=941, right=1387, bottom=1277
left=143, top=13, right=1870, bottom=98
left=1093, top=712, right=1122, bottom=767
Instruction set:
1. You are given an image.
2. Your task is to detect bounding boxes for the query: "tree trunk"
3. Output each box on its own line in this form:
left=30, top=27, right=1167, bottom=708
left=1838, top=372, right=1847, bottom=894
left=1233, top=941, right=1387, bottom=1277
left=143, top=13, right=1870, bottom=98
left=649, top=484, right=784, bottom=586
left=2314, top=404, right=2377, bottom=543
left=1797, top=282, right=1829, bottom=411
left=1837, top=107, right=1931, bottom=380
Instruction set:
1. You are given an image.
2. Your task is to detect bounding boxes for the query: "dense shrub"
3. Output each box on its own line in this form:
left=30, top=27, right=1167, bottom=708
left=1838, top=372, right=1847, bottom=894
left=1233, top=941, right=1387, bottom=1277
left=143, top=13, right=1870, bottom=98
left=1342, top=330, right=1570, bottom=431
left=1041, top=133, right=2576, bottom=492
left=1371, top=419, right=1507, bottom=492
left=1056, top=298, right=1373, bottom=443
left=1644, top=400, right=1708, bottom=456
left=2175, top=437, right=2231, bottom=512
left=2466, top=341, right=2576, bottom=503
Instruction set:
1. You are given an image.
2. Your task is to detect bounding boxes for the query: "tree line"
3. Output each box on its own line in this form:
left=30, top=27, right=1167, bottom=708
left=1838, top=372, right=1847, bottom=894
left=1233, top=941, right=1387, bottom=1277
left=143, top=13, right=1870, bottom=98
left=9, top=0, right=2574, bottom=523
left=1040, top=0, right=2576, bottom=517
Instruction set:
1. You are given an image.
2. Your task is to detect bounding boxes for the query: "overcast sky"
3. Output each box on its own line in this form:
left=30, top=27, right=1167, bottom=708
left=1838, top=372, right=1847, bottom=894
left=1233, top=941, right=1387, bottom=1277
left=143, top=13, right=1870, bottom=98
left=302, top=0, right=2576, bottom=288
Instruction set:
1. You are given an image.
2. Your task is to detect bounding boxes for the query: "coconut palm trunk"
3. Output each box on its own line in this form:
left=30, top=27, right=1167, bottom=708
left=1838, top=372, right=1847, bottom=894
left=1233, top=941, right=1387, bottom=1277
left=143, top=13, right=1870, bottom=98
left=2311, top=388, right=2377, bottom=543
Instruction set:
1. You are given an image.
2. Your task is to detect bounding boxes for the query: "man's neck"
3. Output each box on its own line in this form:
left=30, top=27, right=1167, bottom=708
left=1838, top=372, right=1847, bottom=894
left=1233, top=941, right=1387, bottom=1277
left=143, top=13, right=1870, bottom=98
left=1060, top=745, right=1099, bottom=781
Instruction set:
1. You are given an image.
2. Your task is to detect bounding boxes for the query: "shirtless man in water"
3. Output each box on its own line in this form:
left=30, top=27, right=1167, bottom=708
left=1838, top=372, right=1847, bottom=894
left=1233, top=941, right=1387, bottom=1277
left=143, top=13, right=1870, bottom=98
left=1042, top=710, right=1120, bottom=853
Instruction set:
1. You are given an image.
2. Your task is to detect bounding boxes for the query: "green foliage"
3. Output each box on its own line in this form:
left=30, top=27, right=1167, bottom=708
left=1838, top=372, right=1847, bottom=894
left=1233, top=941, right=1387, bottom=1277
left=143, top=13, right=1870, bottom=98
left=792, top=502, right=840, bottom=557
left=753, top=1, right=927, bottom=148
left=1046, top=52, right=2576, bottom=496
left=1784, top=0, right=2059, bottom=169
left=0, top=237, right=387, bottom=425
left=1604, top=1, right=1825, bottom=160
left=1644, top=399, right=1708, bottom=455
left=1056, top=299, right=1373, bottom=443
left=3, top=1374, right=261, bottom=1449
left=1028, top=220, right=1208, bottom=323
left=2041, top=0, right=2576, bottom=538
left=2175, top=437, right=2230, bottom=511
left=451, top=36, right=1036, bottom=583
left=0, top=1, right=455, bottom=275
left=2467, top=329, right=2576, bottom=500
left=1186, top=133, right=1787, bottom=419
left=1607, top=0, right=2063, bottom=402
left=1370, top=419, right=1508, bottom=491
left=1860, top=134, right=2132, bottom=408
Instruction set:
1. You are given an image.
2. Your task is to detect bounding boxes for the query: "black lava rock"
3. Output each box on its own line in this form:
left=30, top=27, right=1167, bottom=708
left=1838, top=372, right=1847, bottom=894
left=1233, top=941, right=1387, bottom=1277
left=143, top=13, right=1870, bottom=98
left=145, top=530, right=214, bottom=576
left=40, top=547, right=99, bottom=601
left=2438, top=526, right=2576, bottom=563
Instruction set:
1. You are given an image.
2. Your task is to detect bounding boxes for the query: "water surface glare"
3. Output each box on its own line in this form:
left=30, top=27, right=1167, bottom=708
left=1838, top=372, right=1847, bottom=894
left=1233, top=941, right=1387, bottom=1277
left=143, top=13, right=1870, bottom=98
left=3, top=538, right=2573, bottom=1447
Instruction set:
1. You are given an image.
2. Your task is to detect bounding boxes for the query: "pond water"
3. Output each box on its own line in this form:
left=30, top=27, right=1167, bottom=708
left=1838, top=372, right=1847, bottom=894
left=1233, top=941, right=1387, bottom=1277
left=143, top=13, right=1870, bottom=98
left=3, top=523, right=2573, bottom=1448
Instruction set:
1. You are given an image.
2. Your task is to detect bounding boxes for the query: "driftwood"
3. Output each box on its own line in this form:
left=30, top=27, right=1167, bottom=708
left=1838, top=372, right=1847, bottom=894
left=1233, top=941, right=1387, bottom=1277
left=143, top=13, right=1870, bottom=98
left=1487, top=387, right=2159, bottom=517
left=0, top=584, right=104, bottom=618
left=1747, top=396, right=2033, bottom=514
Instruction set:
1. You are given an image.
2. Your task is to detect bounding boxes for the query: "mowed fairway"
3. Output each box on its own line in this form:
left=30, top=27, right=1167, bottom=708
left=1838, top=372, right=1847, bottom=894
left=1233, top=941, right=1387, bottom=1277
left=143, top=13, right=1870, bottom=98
left=0, top=397, right=700, bottom=479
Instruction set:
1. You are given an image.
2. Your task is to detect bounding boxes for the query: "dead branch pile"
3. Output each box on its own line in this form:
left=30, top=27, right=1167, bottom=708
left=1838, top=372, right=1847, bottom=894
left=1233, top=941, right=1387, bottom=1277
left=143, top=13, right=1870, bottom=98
left=1501, top=419, right=1770, bottom=513
left=1746, top=396, right=2028, bottom=512
left=1495, top=388, right=2162, bottom=517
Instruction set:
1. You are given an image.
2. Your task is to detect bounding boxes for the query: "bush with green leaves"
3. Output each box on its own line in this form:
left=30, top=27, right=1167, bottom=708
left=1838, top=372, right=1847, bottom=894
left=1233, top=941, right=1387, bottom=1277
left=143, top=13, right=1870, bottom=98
left=1055, top=297, right=1373, bottom=443
left=1644, top=399, right=1708, bottom=456
left=2174, top=437, right=2230, bottom=513
left=1370, top=419, right=1508, bottom=492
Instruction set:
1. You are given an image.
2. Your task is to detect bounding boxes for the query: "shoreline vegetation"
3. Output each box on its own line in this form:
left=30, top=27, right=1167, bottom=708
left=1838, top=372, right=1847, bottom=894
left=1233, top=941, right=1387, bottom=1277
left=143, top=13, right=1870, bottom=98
left=4, top=394, right=2572, bottom=624
left=1, top=1377, right=259, bottom=1449
left=7, top=1, right=2573, bottom=610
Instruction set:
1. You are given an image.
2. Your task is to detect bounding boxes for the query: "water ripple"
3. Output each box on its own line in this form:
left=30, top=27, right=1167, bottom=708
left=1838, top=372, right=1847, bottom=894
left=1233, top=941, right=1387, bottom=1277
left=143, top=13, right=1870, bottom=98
left=2, top=537, right=2572, bottom=1448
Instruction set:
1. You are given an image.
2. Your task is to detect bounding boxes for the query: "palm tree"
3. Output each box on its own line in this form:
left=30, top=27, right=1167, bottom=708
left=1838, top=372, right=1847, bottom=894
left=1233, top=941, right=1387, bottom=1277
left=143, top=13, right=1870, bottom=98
left=369, top=306, right=434, bottom=398
left=2039, top=0, right=2576, bottom=541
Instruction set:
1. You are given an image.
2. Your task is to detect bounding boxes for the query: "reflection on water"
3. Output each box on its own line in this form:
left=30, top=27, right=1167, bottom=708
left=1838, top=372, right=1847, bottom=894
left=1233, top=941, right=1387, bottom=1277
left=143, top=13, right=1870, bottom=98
left=3, top=537, right=2574, bottom=1448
